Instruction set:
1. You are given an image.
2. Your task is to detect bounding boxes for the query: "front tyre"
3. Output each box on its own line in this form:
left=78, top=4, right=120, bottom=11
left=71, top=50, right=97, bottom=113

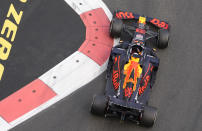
left=90, top=95, right=108, bottom=116
left=110, top=18, right=123, bottom=38
left=157, top=29, right=169, bottom=49
left=140, top=106, right=158, bottom=127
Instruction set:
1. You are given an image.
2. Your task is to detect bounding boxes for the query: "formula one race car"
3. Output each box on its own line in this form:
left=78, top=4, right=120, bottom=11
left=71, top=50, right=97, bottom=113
left=90, top=10, right=169, bottom=127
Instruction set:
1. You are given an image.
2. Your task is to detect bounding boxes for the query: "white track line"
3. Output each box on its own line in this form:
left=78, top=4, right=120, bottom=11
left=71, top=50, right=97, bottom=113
left=64, top=0, right=101, bottom=15
left=0, top=117, right=10, bottom=131
left=39, top=51, right=107, bottom=94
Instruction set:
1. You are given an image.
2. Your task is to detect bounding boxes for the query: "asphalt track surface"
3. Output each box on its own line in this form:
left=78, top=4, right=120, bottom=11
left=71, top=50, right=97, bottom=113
left=0, top=0, right=85, bottom=100
left=6, top=0, right=202, bottom=131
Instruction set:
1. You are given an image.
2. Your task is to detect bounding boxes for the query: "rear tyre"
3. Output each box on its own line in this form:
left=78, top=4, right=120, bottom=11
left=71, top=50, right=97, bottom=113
left=157, top=29, right=169, bottom=49
left=110, top=18, right=123, bottom=38
left=90, top=95, right=108, bottom=116
left=140, top=106, right=158, bottom=127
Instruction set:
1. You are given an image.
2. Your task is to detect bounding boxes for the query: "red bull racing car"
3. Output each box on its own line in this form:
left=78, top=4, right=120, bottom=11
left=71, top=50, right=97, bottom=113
left=90, top=10, right=169, bottom=127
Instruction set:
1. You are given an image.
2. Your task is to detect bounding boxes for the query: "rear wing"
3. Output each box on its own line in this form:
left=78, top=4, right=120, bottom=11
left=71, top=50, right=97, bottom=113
left=114, top=10, right=169, bottom=30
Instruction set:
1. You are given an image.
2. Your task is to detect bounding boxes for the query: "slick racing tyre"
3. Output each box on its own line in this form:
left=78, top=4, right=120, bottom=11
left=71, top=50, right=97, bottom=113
left=110, top=18, right=123, bottom=38
left=140, top=106, right=158, bottom=127
left=90, top=95, right=108, bottom=116
left=157, top=29, right=169, bottom=49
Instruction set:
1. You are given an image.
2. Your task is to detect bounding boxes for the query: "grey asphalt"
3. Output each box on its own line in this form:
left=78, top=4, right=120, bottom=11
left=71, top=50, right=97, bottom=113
left=11, top=0, right=202, bottom=131
left=0, top=0, right=84, bottom=100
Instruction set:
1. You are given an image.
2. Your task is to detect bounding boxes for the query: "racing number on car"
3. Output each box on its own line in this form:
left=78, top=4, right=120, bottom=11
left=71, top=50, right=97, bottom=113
left=150, top=18, right=168, bottom=29
left=116, top=12, right=135, bottom=19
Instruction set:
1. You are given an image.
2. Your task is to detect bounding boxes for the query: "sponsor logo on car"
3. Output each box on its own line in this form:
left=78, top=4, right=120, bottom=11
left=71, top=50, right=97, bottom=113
left=112, top=56, right=120, bottom=90
left=138, top=64, right=154, bottom=95
left=116, top=11, right=135, bottom=19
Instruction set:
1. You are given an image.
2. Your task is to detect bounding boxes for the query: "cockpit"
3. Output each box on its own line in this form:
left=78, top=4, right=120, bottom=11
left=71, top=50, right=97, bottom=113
left=131, top=44, right=143, bottom=56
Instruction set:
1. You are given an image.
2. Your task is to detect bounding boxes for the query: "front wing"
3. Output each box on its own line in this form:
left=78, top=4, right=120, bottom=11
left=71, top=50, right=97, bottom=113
left=114, top=10, right=169, bottom=30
